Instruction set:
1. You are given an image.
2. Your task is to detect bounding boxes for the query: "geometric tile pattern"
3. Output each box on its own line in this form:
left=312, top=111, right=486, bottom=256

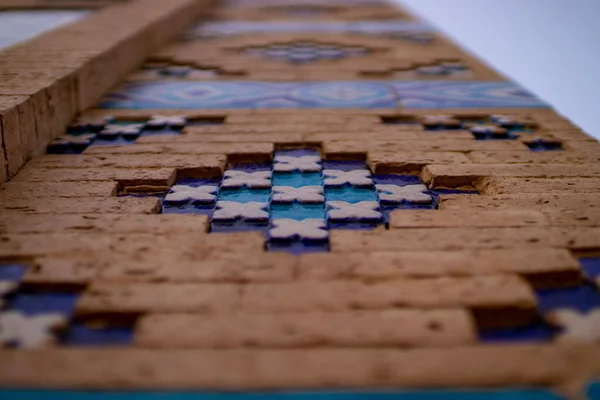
left=99, top=81, right=548, bottom=109
left=420, top=114, right=538, bottom=141
left=242, top=42, right=369, bottom=64
left=159, top=149, right=473, bottom=254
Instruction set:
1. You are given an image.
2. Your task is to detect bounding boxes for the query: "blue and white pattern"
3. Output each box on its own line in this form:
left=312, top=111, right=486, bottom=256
left=153, top=149, right=462, bottom=254
left=99, top=81, right=547, bottom=110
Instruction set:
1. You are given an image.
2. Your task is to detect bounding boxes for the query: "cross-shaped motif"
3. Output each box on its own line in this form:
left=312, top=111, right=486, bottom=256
left=327, top=201, right=382, bottom=222
left=490, top=114, right=522, bottom=127
left=163, top=185, right=217, bottom=205
left=272, top=186, right=324, bottom=203
left=146, top=115, right=187, bottom=130
left=323, top=169, right=373, bottom=187
left=212, top=201, right=269, bottom=222
left=273, top=155, right=321, bottom=172
left=50, top=134, right=95, bottom=146
left=269, top=219, right=329, bottom=241
left=221, top=171, right=272, bottom=188
left=0, top=311, right=66, bottom=349
left=548, top=308, right=600, bottom=343
left=99, top=123, right=144, bottom=138
left=376, top=184, right=433, bottom=204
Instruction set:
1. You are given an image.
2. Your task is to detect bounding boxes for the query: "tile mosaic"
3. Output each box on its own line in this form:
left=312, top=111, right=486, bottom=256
left=163, top=185, right=218, bottom=206
left=7, top=292, right=79, bottom=316
left=242, top=42, right=369, bottom=64
left=526, top=139, right=564, bottom=152
left=0, top=311, right=66, bottom=349
left=327, top=201, right=383, bottom=222
left=580, top=257, right=600, bottom=281
left=0, top=264, right=28, bottom=282
left=212, top=201, right=270, bottom=222
left=420, top=113, right=536, bottom=140
left=99, top=81, right=547, bottom=110
left=62, top=322, right=136, bottom=346
left=270, top=203, right=326, bottom=221
left=536, top=284, right=600, bottom=315
left=323, top=169, right=373, bottom=187
left=222, top=170, right=273, bottom=189
left=272, top=186, right=325, bottom=203
left=376, top=183, right=433, bottom=204
left=546, top=309, right=600, bottom=343
left=274, top=155, right=322, bottom=172
left=269, top=219, right=329, bottom=240
left=185, top=20, right=432, bottom=38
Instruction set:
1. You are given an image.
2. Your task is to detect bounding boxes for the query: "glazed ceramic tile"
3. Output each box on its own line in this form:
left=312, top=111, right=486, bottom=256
left=212, top=201, right=270, bottom=222
left=272, top=186, right=325, bottom=203
left=323, top=169, right=373, bottom=187
left=0, top=311, right=66, bottom=349
left=269, top=219, right=329, bottom=241
left=242, top=42, right=369, bottom=64
left=546, top=309, right=600, bottom=343
left=526, top=139, right=564, bottom=152
left=273, top=155, right=322, bottom=172
left=327, top=201, right=382, bottom=222
left=163, top=185, right=218, bottom=205
left=376, top=183, right=433, bottom=204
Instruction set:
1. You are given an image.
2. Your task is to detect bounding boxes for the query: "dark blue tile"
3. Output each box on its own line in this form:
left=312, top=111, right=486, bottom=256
left=325, top=187, right=378, bottom=203
left=62, top=322, right=135, bottom=346
left=139, top=128, right=181, bottom=136
left=0, top=264, right=28, bottom=282
left=228, top=163, right=272, bottom=173
left=275, top=148, right=320, bottom=157
left=7, top=292, right=78, bottom=316
left=162, top=204, right=214, bottom=216
left=46, top=143, right=90, bottom=154
left=526, top=140, right=563, bottom=152
left=373, top=174, right=422, bottom=186
left=536, top=284, right=600, bottom=314
left=218, top=188, right=271, bottom=203
left=322, top=160, right=368, bottom=171
left=89, top=137, right=137, bottom=146
left=267, top=240, right=329, bottom=255
left=211, top=220, right=269, bottom=234
left=579, top=257, right=600, bottom=280
left=270, top=203, right=326, bottom=220
left=587, top=380, right=600, bottom=400
left=479, top=321, right=557, bottom=343
left=328, top=221, right=381, bottom=230
left=273, top=171, right=322, bottom=188
left=176, top=178, right=221, bottom=187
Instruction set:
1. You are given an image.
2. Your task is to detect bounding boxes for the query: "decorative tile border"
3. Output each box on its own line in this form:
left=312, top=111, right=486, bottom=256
left=99, top=81, right=548, bottom=109
left=186, top=20, right=432, bottom=38
left=0, top=10, right=90, bottom=51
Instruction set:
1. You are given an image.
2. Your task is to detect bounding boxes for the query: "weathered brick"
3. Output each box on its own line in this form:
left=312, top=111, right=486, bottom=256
left=136, top=309, right=477, bottom=349
left=468, top=150, right=600, bottom=164
left=297, top=249, right=580, bottom=289
left=389, top=210, right=549, bottom=229
left=439, top=193, right=600, bottom=212
left=368, top=151, right=470, bottom=174
left=330, top=227, right=568, bottom=252
left=0, top=346, right=577, bottom=390
left=0, top=181, right=118, bottom=199
left=0, top=197, right=160, bottom=215
left=475, top=177, right=600, bottom=195
left=422, top=164, right=600, bottom=188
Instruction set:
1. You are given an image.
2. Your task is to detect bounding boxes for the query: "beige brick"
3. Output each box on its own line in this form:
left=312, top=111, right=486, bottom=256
left=544, top=209, right=600, bottom=227
left=0, top=197, right=160, bottom=215
left=0, top=96, right=27, bottom=178
left=136, top=309, right=477, bottom=349
left=165, top=132, right=305, bottom=144
left=368, top=151, right=470, bottom=174
left=330, top=227, right=567, bottom=252
left=0, top=231, right=264, bottom=258
left=390, top=209, right=549, bottom=229
left=28, top=153, right=227, bottom=171
left=475, top=177, right=600, bottom=195
left=225, top=114, right=380, bottom=125
left=0, top=129, right=6, bottom=183
left=298, top=248, right=581, bottom=289
left=77, top=282, right=240, bottom=314
left=0, top=346, right=574, bottom=390
left=11, top=167, right=176, bottom=189
left=0, top=181, right=118, bottom=199
left=438, top=193, right=600, bottom=212
left=240, top=276, right=536, bottom=328
left=468, top=151, right=600, bottom=164
left=422, top=164, right=600, bottom=188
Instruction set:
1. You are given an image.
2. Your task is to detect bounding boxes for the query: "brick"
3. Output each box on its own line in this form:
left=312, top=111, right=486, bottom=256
left=77, top=282, right=240, bottom=314
left=422, top=164, right=600, bottom=188
left=389, top=210, right=549, bottom=229
left=0, top=231, right=264, bottom=258
left=468, top=150, right=600, bottom=164
left=475, top=177, right=600, bottom=195
left=368, top=151, right=470, bottom=174
left=330, top=227, right=568, bottom=252
left=28, top=153, right=227, bottom=171
left=11, top=167, right=177, bottom=189
left=166, top=132, right=304, bottom=144
left=0, top=346, right=575, bottom=390
left=544, top=209, right=600, bottom=227
left=0, top=181, right=118, bottom=200
left=438, top=193, right=600, bottom=212
left=0, top=96, right=27, bottom=178
left=239, top=276, right=536, bottom=328
left=297, top=249, right=581, bottom=289
left=0, top=197, right=160, bottom=215
left=225, top=114, right=380, bottom=125
left=0, top=214, right=209, bottom=235
left=136, top=309, right=477, bottom=349
left=27, top=251, right=295, bottom=285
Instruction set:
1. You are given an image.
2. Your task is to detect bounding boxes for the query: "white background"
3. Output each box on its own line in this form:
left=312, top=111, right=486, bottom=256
left=399, top=0, right=600, bottom=139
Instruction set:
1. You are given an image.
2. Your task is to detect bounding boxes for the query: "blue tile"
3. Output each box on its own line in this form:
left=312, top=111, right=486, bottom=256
left=267, top=240, right=329, bottom=255
left=176, top=178, right=221, bottom=187
left=322, top=160, right=368, bottom=171
left=162, top=204, right=214, bottom=216
left=479, top=322, right=557, bottom=343
left=536, top=284, right=600, bottom=314
left=89, top=137, right=137, bottom=147
left=373, top=174, right=421, bottom=186
left=62, top=323, right=135, bottom=346
left=229, top=163, right=273, bottom=173
left=325, top=187, right=378, bottom=203
left=7, top=292, right=78, bottom=316
left=218, top=188, right=271, bottom=203
left=0, top=263, right=28, bottom=282
left=273, top=172, right=322, bottom=188
left=587, top=380, right=600, bottom=400
left=329, top=221, right=381, bottom=230
left=526, top=140, right=564, bottom=152
left=0, top=388, right=567, bottom=400
left=275, top=148, right=320, bottom=157
left=211, top=220, right=269, bottom=233
left=579, top=257, right=600, bottom=280
left=270, top=203, right=326, bottom=220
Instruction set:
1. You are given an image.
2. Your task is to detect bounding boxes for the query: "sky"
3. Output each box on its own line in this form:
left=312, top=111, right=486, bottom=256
left=398, top=0, right=600, bottom=140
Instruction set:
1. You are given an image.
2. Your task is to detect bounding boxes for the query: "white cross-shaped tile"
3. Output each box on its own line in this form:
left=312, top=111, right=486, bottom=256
left=269, top=219, right=329, bottom=241
left=0, top=311, right=66, bottom=349
left=376, top=184, right=433, bottom=204
left=50, top=134, right=95, bottom=146
left=0, top=281, right=17, bottom=307
left=490, top=114, right=519, bottom=125
left=273, top=155, right=321, bottom=172
left=146, top=115, right=187, bottom=129
left=212, top=201, right=269, bottom=222
left=327, top=201, right=382, bottom=222
left=323, top=169, right=372, bottom=187
left=221, top=171, right=272, bottom=189
left=99, top=123, right=144, bottom=136
left=272, top=186, right=324, bottom=203
left=73, top=116, right=113, bottom=129
left=164, top=185, right=217, bottom=205
left=469, top=124, right=507, bottom=135
left=548, top=308, right=600, bottom=343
